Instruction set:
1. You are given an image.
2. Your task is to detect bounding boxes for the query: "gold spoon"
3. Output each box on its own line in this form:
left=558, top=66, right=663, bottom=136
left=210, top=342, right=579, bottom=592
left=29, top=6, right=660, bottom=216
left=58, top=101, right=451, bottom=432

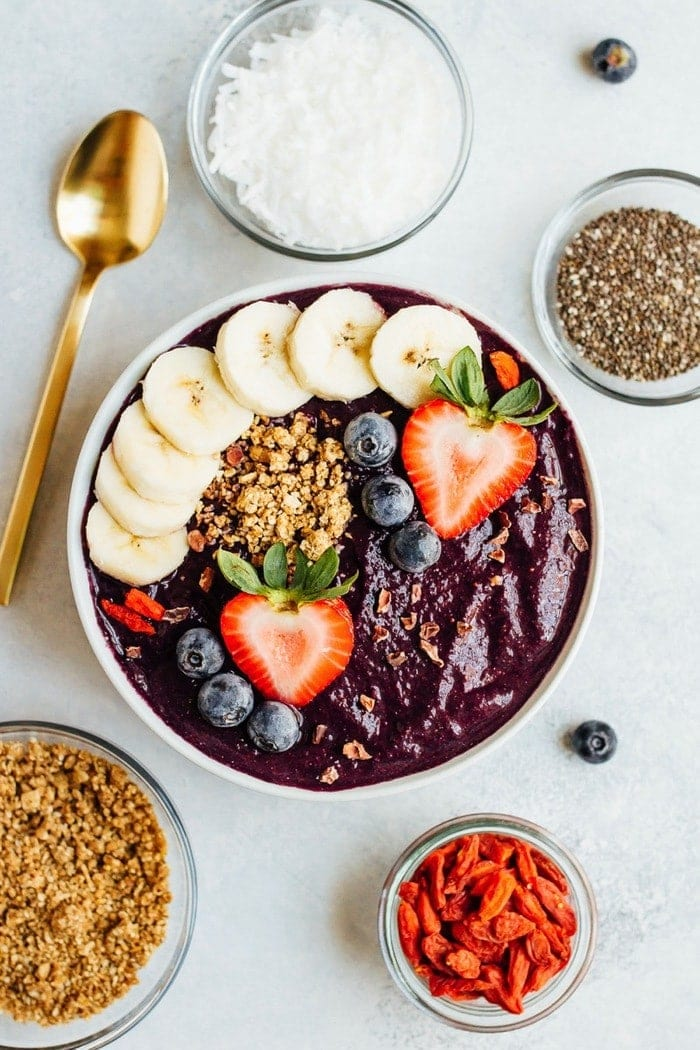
left=0, top=110, right=168, bottom=605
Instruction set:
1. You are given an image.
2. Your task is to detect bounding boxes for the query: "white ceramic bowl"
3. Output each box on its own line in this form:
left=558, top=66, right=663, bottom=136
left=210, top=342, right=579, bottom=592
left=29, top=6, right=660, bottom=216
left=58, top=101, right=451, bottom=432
left=68, top=275, right=603, bottom=799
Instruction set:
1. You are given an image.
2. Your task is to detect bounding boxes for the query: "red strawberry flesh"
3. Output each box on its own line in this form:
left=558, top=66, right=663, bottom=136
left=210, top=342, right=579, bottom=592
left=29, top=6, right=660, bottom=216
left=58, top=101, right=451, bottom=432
left=402, top=399, right=537, bottom=538
left=220, top=593, right=354, bottom=707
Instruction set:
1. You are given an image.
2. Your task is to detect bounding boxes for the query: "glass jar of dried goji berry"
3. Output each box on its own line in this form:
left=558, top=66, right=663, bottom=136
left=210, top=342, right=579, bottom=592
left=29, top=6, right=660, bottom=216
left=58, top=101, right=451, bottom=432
left=378, top=813, right=596, bottom=1032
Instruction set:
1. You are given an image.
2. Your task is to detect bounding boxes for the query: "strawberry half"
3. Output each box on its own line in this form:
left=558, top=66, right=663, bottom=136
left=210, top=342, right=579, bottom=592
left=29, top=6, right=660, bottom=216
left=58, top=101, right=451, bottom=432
left=217, top=544, right=357, bottom=707
left=402, top=347, right=556, bottom=538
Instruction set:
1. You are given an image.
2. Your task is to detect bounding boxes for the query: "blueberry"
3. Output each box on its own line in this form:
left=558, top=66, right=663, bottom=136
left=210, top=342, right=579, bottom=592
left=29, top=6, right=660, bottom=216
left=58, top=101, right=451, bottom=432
left=344, top=412, right=397, bottom=467
left=197, top=672, right=254, bottom=727
left=246, top=701, right=302, bottom=752
left=570, top=721, right=617, bottom=763
left=591, top=39, right=637, bottom=82
left=389, top=521, right=442, bottom=573
left=176, top=627, right=226, bottom=680
left=361, top=474, right=414, bottom=527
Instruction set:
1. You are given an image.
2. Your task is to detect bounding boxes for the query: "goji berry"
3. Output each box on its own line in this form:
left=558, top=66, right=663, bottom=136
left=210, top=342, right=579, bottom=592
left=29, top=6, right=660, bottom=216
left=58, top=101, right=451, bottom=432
left=525, top=928, right=553, bottom=967
left=480, top=964, right=523, bottom=1014
left=511, top=884, right=547, bottom=925
left=513, top=841, right=538, bottom=886
left=532, top=876, right=577, bottom=936
left=397, top=901, right=422, bottom=967
left=428, top=974, right=490, bottom=1000
left=443, top=834, right=480, bottom=894
left=444, top=947, right=480, bottom=979
left=416, top=889, right=441, bottom=935
left=466, top=860, right=501, bottom=886
left=422, top=850, right=447, bottom=911
left=100, top=599, right=156, bottom=635
left=464, top=913, right=499, bottom=942
left=540, top=920, right=571, bottom=960
left=478, top=871, right=516, bottom=922
left=490, top=351, right=520, bottom=390
left=532, top=849, right=570, bottom=893
left=124, top=587, right=166, bottom=621
left=524, top=956, right=566, bottom=995
left=440, top=891, right=471, bottom=922
left=479, top=834, right=515, bottom=865
left=421, top=932, right=454, bottom=974
left=398, top=881, right=420, bottom=906
left=452, top=922, right=505, bottom=963
left=492, top=911, right=535, bottom=942
left=507, top=942, right=531, bottom=1001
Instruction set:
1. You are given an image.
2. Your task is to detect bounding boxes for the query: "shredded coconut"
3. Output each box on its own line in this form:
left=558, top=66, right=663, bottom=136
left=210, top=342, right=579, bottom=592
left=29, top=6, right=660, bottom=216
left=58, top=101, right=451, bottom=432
left=207, top=8, right=459, bottom=249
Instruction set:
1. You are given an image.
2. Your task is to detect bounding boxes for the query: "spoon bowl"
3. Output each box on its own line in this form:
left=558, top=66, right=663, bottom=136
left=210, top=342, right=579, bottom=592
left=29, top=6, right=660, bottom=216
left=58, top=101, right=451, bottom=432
left=57, top=110, right=168, bottom=269
left=0, top=109, right=168, bottom=604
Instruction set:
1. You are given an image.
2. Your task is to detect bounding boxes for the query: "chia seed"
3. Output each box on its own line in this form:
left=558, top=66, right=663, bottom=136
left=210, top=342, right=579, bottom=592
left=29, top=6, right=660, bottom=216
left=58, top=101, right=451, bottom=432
left=555, top=207, right=699, bottom=381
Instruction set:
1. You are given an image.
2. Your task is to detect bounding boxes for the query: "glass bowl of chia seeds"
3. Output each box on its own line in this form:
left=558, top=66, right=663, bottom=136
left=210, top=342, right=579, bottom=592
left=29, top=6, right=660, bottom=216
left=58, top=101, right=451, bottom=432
left=532, top=169, right=700, bottom=405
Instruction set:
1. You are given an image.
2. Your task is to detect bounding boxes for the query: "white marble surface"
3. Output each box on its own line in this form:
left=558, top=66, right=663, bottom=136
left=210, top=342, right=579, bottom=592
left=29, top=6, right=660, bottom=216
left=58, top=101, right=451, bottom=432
left=1, top=1, right=699, bottom=1047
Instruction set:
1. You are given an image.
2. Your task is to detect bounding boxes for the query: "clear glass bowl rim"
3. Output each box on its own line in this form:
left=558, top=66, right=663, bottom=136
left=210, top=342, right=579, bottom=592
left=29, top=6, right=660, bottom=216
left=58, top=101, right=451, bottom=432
left=531, top=166, right=700, bottom=406
left=378, top=812, right=597, bottom=1033
left=186, top=0, right=474, bottom=260
left=0, top=720, right=197, bottom=1050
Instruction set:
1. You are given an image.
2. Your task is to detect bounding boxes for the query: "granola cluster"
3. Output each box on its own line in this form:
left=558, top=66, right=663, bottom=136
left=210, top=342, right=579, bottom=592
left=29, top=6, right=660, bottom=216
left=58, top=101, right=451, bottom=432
left=194, top=412, right=353, bottom=563
left=0, top=741, right=170, bottom=1025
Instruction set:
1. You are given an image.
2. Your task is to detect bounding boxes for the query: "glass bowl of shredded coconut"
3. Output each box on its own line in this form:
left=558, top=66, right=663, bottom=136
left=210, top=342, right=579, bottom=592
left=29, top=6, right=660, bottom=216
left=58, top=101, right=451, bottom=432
left=533, top=169, right=700, bottom=406
left=188, top=0, right=473, bottom=258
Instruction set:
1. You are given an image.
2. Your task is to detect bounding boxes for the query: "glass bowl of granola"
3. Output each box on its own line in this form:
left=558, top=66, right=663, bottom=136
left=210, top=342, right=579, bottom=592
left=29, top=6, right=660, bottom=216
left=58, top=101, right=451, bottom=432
left=0, top=722, right=197, bottom=1049
left=378, top=813, right=597, bottom=1032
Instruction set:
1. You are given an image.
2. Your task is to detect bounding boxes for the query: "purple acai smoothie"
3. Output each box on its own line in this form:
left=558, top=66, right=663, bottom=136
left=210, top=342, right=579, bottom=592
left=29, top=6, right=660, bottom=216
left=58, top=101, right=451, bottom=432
left=84, top=284, right=593, bottom=791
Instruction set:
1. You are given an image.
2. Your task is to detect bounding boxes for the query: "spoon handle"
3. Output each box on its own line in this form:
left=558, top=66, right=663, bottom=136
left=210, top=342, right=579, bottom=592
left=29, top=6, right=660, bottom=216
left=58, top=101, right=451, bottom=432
left=0, top=265, right=101, bottom=604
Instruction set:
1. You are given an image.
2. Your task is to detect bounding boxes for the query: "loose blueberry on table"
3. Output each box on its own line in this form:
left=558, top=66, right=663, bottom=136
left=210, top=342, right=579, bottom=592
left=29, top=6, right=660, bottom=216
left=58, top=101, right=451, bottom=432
left=87, top=283, right=594, bottom=790
left=570, top=721, right=617, bottom=763
left=591, top=38, right=637, bottom=82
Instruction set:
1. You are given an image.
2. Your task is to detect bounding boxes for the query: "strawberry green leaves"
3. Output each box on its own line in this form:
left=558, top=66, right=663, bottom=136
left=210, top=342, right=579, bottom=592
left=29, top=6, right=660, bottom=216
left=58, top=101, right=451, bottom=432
left=430, top=347, right=557, bottom=428
left=217, top=543, right=357, bottom=610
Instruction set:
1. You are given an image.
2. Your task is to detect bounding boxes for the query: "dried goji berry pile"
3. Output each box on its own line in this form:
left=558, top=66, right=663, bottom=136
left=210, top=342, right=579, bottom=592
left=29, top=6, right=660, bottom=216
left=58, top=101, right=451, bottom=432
left=397, top=832, right=577, bottom=1014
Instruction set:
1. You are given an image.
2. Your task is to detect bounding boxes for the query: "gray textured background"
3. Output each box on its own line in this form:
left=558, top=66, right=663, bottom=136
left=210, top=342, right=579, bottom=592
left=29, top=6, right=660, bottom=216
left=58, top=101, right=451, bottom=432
left=1, top=2, right=699, bottom=1047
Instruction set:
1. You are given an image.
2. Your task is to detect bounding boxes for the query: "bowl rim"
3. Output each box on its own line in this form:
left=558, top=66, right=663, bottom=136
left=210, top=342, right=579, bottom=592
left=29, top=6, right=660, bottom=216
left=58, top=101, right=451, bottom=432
left=377, top=812, right=598, bottom=1032
left=0, top=720, right=197, bottom=1050
left=67, top=272, right=604, bottom=801
left=186, top=0, right=474, bottom=260
left=532, top=166, right=700, bottom=406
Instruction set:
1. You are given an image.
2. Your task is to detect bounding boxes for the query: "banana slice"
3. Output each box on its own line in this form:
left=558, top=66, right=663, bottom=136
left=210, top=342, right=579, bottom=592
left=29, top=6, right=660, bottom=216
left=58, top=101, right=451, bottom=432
left=95, top=445, right=197, bottom=538
left=288, top=288, right=386, bottom=401
left=112, top=401, right=220, bottom=504
left=142, top=345, right=254, bottom=455
left=215, top=301, right=309, bottom=417
left=370, top=305, right=482, bottom=409
left=86, top=501, right=188, bottom=586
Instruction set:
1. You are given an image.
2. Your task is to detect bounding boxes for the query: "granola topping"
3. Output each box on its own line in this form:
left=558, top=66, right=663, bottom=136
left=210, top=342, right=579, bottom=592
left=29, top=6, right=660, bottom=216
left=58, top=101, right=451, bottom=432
left=194, top=412, right=352, bottom=564
left=400, top=612, right=418, bottom=631
left=359, top=694, right=377, bottom=712
left=0, top=741, right=170, bottom=1026
left=386, top=651, right=408, bottom=668
left=419, top=639, right=444, bottom=666
left=377, top=588, right=392, bottom=614
left=312, top=724, right=328, bottom=745
left=342, top=741, right=372, bottom=761
left=568, top=528, right=590, bottom=552
left=319, top=765, right=339, bottom=784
